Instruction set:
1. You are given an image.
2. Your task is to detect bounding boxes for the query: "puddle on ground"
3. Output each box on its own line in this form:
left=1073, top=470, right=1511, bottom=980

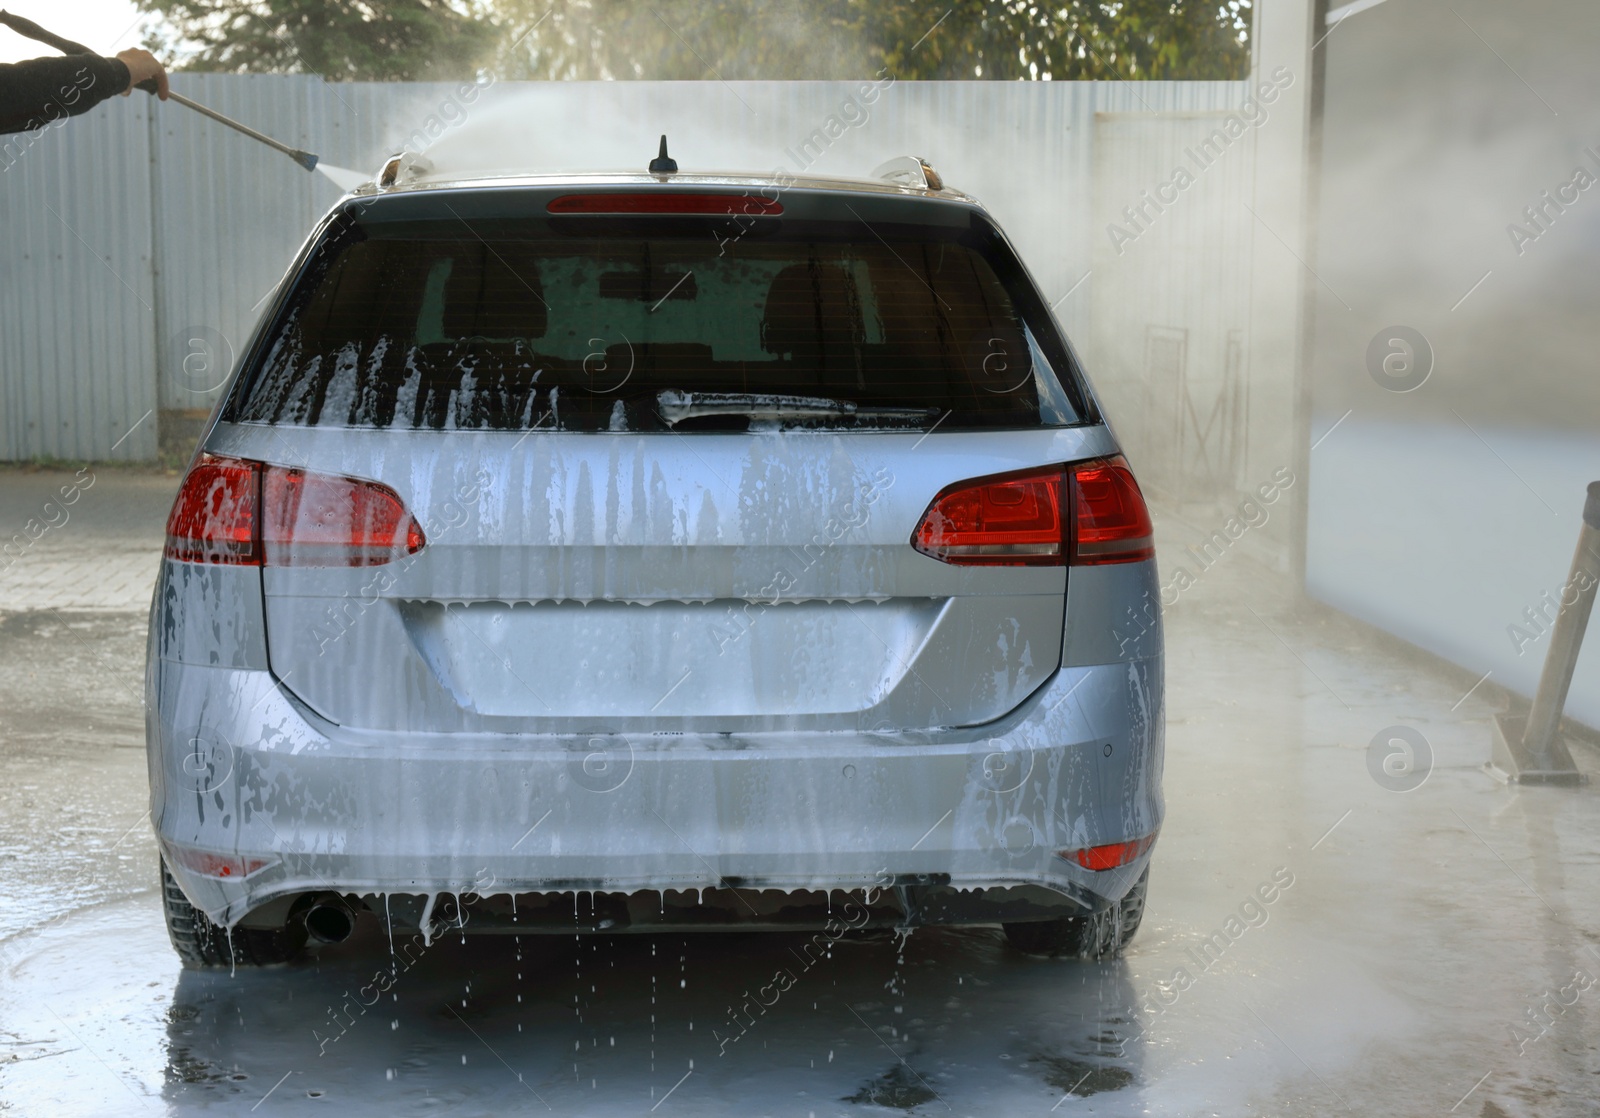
left=844, top=1063, right=941, bottom=1109
left=1033, top=1052, right=1135, bottom=1096
left=164, top=1044, right=239, bottom=1086
left=164, top=1005, right=235, bottom=1086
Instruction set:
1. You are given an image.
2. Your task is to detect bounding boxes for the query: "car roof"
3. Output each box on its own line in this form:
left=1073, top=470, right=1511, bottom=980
left=350, top=168, right=982, bottom=209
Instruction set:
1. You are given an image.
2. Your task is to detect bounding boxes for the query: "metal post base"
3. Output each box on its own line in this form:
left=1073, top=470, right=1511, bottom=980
left=1489, top=713, right=1586, bottom=785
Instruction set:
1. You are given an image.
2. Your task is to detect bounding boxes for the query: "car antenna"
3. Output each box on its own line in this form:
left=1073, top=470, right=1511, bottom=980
left=649, top=135, right=678, bottom=175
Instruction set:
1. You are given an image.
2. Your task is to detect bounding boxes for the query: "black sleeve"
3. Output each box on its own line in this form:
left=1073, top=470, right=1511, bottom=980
left=0, top=55, right=131, bottom=135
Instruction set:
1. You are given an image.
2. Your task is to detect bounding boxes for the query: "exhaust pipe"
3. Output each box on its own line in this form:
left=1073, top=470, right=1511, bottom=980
left=304, top=901, right=355, bottom=944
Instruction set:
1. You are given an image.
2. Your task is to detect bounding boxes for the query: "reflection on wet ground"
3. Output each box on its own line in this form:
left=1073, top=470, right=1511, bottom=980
left=9, top=899, right=1143, bottom=1115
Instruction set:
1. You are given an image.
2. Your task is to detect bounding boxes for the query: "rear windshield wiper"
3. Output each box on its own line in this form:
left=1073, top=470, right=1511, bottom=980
left=656, top=390, right=937, bottom=427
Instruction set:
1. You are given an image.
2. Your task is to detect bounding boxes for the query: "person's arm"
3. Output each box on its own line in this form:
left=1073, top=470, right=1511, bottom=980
left=0, top=50, right=168, bottom=136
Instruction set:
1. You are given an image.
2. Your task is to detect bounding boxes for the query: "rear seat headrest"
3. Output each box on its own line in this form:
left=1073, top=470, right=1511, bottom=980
left=760, top=262, right=865, bottom=356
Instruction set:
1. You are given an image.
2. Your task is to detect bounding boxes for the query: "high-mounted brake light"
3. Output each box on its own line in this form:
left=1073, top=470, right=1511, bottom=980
left=164, top=453, right=425, bottom=567
left=1059, top=833, right=1157, bottom=871
left=547, top=193, right=783, bottom=215
left=910, top=456, right=1153, bottom=568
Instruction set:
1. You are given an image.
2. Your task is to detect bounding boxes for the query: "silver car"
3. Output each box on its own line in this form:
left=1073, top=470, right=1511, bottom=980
left=147, top=149, right=1163, bottom=967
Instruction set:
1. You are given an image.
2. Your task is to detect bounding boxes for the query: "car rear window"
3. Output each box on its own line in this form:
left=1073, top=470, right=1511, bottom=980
left=228, top=201, right=1089, bottom=433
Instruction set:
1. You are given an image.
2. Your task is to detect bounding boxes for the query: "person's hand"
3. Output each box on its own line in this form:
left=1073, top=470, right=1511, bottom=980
left=115, top=48, right=169, bottom=100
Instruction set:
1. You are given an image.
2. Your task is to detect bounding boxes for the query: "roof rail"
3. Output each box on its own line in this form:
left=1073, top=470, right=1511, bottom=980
left=871, top=155, right=945, bottom=192
left=376, top=150, right=434, bottom=189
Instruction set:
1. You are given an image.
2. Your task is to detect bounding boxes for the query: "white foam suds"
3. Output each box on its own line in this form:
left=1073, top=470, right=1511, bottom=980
left=419, top=893, right=437, bottom=946
left=384, top=893, right=395, bottom=959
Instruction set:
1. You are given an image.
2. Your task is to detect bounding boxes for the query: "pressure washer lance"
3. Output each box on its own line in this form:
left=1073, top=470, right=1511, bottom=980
left=0, top=9, right=319, bottom=172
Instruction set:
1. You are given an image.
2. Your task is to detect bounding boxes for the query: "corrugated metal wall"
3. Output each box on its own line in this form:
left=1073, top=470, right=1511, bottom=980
left=0, top=77, right=1252, bottom=463
left=0, top=90, right=159, bottom=461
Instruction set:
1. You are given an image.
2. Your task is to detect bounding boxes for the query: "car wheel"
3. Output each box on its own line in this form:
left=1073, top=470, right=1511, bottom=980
left=1003, top=866, right=1149, bottom=959
left=161, top=858, right=306, bottom=968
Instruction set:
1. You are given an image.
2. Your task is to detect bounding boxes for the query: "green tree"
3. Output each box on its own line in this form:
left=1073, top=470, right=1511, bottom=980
left=486, top=1, right=870, bottom=81
left=490, top=0, right=1252, bottom=82
left=137, top=0, right=501, bottom=80
left=869, top=0, right=1254, bottom=80
left=138, top=0, right=1251, bottom=82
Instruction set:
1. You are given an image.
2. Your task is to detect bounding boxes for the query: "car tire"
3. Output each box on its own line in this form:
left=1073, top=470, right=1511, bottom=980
left=161, top=858, right=306, bottom=968
left=1003, top=867, right=1149, bottom=959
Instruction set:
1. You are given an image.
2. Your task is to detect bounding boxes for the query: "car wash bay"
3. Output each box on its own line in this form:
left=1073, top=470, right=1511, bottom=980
left=7, top=8, right=1600, bottom=1110
left=0, top=466, right=1595, bottom=1118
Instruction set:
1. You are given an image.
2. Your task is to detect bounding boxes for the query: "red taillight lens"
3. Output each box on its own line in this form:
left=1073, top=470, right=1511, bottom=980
left=167, top=845, right=274, bottom=880
left=165, top=455, right=425, bottom=567
left=262, top=468, right=425, bottom=567
left=911, top=466, right=1066, bottom=566
left=1067, top=456, right=1154, bottom=566
left=547, top=193, right=783, bottom=215
left=164, top=453, right=261, bottom=565
left=910, top=457, right=1153, bottom=568
left=1059, top=833, right=1157, bottom=871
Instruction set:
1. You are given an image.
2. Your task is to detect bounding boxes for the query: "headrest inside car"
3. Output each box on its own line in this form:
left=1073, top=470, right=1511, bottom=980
left=760, top=262, right=865, bottom=356
left=441, top=243, right=549, bottom=340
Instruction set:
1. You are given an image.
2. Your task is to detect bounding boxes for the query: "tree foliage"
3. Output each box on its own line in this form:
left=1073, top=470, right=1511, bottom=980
left=494, top=1, right=1252, bottom=81
left=137, top=0, right=499, bottom=81
left=139, top=0, right=1252, bottom=82
left=865, top=0, right=1255, bottom=81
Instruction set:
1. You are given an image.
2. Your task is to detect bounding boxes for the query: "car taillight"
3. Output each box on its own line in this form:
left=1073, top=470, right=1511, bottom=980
left=1067, top=456, right=1154, bottom=566
left=164, top=454, right=261, bottom=565
left=909, top=456, right=1153, bottom=568
left=262, top=467, right=426, bottom=566
left=167, top=844, right=275, bottom=880
left=1059, top=833, right=1157, bottom=871
left=911, top=465, right=1066, bottom=566
left=164, top=453, right=425, bottom=567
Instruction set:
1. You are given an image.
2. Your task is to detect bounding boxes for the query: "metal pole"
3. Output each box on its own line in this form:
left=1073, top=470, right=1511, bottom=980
left=160, top=90, right=319, bottom=172
left=1292, top=0, right=1332, bottom=602
left=1521, top=482, right=1600, bottom=767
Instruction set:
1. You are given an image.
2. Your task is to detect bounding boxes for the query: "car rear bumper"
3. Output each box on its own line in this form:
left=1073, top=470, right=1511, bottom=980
left=148, top=657, right=1162, bottom=929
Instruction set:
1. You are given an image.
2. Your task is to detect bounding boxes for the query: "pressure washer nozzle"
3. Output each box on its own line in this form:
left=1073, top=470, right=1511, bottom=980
left=292, top=150, right=319, bottom=173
